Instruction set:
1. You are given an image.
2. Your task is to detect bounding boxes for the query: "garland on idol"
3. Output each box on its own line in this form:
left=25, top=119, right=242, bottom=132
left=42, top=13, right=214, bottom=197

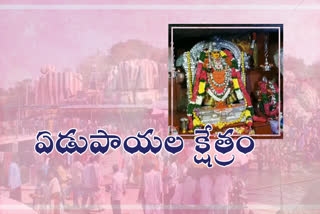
left=186, top=49, right=254, bottom=130
left=258, top=79, right=279, bottom=118
left=241, top=51, right=246, bottom=87
left=187, top=51, right=193, bottom=100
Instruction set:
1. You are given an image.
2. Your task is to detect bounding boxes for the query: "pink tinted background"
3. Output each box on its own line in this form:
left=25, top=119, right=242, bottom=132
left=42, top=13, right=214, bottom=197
left=0, top=1, right=320, bottom=214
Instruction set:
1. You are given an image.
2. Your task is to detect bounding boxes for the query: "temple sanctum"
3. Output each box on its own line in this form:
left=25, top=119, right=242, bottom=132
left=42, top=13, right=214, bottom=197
left=170, top=26, right=283, bottom=137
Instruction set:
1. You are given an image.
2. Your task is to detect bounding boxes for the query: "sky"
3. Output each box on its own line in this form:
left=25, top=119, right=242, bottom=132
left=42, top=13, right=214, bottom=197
left=0, top=1, right=320, bottom=88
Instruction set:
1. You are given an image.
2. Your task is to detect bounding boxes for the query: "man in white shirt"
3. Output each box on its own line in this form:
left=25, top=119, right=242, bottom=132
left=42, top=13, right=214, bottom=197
left=71, top=156, right=83, bottom=208
left=111, top=164, right=126, bottom=214
left=170, top=181, right=183, bottom=214
left=181, top=169, right=197, bottom=214
left=48, top=169, right=62, bottom=214
left=166, top=158, right=178, bottom=205
left=167, top=160, right=178, bottom=190
left=199, top=174, right=214, bottom=214
left=213, top=170, right=233, bottom=214
left=143, top=161, right=163, bottom=214
left=82, top=156, right=98, bottom=209
left=8, top=156, right=22, bottom=201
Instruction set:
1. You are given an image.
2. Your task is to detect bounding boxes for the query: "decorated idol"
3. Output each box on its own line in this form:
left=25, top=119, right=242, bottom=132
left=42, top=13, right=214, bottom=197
left=182, top=39, right=255, bottom=131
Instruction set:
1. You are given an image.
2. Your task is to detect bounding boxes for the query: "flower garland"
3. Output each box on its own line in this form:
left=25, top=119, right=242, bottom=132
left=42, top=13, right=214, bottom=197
left=241, top=52, right=246, bottom=87
left=186, top=49, right=255, bottom=131
left=207, top=88, right=231, bottom=102
left=187, top=51, right=206, bottom=119
left=244, top=94, right=248, bottom=107
left=187, top=51, right=193, bottom=100
left=235, top=69, right=254, bottom=126
left=230, top=68, right=245, bottom=102
left=207, top=73, right=230, bottom=97
left=192, top=112, right=203, bottom=128
left=258, top=80, right=279, bottom=118
left=206, top=52, right=232, bottom=101
left=208, top=67, right=231, bottom=88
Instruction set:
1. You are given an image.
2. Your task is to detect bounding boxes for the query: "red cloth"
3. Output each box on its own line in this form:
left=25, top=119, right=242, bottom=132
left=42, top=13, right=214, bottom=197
left=236, top=71, right=252, bottom=107
left=253, top=115, right=267, bottom=123
left=191, top=62, right=204, bottom=102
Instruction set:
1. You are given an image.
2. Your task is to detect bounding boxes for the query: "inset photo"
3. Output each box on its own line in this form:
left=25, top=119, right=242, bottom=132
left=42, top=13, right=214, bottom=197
left=169, top=24, right=283, bottom=138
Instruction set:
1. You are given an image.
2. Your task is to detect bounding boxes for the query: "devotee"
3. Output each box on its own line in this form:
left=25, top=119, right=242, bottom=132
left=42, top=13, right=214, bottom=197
left=199, top=173, right=214, bottom=214
left=167, top=156, right=178, bottom=197
left=82, top=156, right=99, bottom=209
left=143, top=160, right=163, bottom=214
left=181, top=168, right=197, bottom=214
left=213, top=169, right=233, bottom=214
left=32, top=171, right=49, bottom=214
left=170, top=175, right=184, bottom=214
left=165, top=155, right=178, bottom=210
left=55, top=158, right=69, bottom=205
left=92, top=156, right=103, bottom=211
left=8, top=155, right=22, bottom=201
left=48, top=169, right=62, bottom=214
left=126, top=154, right=134, bottom=184
left=71, top=155, right=83, bottom=208
left=110, top=164, right=126, bottom=214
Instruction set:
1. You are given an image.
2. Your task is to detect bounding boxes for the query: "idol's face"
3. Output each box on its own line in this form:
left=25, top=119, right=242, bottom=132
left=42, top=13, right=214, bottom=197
left=212, top=51, right=220, bottom=59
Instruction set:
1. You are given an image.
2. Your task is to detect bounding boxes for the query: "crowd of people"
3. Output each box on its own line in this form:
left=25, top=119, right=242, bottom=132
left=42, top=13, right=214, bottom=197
left=255, top=116, right=320, bottom=175
left=1, top=112, right=319, bottom=214
left=1, top=146, right=247, bottom=214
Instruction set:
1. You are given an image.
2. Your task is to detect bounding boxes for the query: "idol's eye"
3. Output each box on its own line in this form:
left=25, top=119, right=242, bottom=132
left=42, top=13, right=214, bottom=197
left=213, top=51, right=219, bottom=54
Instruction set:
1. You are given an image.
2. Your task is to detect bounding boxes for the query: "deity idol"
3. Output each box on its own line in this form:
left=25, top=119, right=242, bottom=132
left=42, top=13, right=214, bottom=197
left=182, top=40, right=255, bottom=131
